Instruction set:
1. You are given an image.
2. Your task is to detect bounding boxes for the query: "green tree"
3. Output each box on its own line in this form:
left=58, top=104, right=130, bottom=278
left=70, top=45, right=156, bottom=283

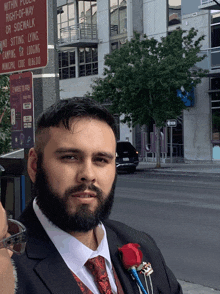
left=0, top=75, right=11, bottom=155
left=89, top=28, right=208, bottom=167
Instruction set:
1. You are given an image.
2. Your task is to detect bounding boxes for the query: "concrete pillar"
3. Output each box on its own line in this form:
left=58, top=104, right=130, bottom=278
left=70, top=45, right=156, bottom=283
left=24, top=0, right=60, bottom=205
left=33, top=0, right=60, bottom=125
left=183, top=77, right=212, bottom=161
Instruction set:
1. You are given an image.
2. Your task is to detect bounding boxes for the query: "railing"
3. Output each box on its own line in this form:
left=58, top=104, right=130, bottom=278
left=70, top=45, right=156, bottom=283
left=199, top=46, right=220, bottom=70
left=201, top=0, right=220, bottom=4
left=167, top=143, right=184, bottom=158
left=58, top=23, right=98, bottom=45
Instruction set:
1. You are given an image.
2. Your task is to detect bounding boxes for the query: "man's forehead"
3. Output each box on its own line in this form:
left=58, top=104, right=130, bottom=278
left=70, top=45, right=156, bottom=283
left=45, top=118, right=116, bottom=147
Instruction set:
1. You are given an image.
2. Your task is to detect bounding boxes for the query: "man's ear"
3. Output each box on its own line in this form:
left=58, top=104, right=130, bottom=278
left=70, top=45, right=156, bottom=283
left=28, top=148, right=38, bottom=183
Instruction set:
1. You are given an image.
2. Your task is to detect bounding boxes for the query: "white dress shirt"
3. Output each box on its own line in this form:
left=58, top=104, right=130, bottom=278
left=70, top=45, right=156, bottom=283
left=33, top=199, right=117, bottom=294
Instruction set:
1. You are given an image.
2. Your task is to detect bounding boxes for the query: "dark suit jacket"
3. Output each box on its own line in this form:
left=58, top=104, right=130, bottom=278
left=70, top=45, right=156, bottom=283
left=12, top=202, right=182, bottom=294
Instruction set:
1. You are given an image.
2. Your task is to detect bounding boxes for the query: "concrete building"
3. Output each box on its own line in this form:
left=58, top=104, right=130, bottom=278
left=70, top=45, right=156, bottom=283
left=56, top=0, right=220, bottom=162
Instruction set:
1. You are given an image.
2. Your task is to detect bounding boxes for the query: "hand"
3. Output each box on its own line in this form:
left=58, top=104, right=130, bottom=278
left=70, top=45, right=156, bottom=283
left=0, top=202, right=8, bottom=241
left=0, top=202, right=13, bottom=257
left=0, top=202, right=15, bottom=294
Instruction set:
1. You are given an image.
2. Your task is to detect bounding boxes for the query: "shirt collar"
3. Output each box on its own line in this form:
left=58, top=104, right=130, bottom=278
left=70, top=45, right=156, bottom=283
left=33, top=198, right=112, bottom=274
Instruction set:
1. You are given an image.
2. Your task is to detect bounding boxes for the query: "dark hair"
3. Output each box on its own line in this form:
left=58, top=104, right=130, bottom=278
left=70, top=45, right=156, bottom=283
left=35, top=98, right=117, bottom=152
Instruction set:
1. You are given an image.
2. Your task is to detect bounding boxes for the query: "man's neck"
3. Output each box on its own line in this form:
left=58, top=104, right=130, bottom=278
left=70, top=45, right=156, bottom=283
left=70, top=230, right=98, bottom=251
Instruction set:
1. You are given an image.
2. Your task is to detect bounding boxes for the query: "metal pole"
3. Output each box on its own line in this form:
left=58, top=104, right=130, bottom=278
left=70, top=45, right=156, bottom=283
left=23, top=0, right=60, bottom=207
left=171, top=126, right=173, bottom=164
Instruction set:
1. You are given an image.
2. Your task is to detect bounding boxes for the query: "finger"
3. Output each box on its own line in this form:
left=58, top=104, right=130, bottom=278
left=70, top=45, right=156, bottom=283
left=0, top=202, right=8, bottom=241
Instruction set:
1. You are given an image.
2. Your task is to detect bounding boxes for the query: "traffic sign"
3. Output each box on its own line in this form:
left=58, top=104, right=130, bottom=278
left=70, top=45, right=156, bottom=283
left=166, top=119, right=177, bottom=127
left=0, top=0, right=48, bottom=75
left=10, top=71, right=34, bottom=148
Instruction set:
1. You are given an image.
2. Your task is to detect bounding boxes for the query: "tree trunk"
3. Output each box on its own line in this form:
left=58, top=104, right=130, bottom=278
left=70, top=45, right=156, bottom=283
left=155, top=126, right=161, bottom=168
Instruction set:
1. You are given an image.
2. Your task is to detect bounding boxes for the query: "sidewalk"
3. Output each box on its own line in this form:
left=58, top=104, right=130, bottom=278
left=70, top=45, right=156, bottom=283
left=137, top=161, right=220, bottom=174
left=137, top=161, right=220, bottom=293
left=179, top=280, right=220, bottom=294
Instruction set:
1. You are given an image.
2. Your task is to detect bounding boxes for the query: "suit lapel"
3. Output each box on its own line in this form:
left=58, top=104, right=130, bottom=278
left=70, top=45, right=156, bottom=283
left=105, top=222, right=158, bottom=294
left=105, top=225, right=142, bottom=294
left=33, top=251, right=82, bottom=294
left=19, top=203, right=83, bottom=294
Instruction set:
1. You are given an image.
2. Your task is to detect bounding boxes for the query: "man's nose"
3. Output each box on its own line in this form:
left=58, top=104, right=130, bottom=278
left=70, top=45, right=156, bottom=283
left=76, top=160, right=96, bottom=184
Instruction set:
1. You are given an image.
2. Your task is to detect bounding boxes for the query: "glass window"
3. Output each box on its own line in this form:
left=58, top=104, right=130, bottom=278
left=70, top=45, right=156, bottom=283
left=211, top=12, right=220, bottom=68
left=85, top=48, right=92, bottom=63
left=119, top=5, right=127, bottom=34
left=110, top=0, right=127, bottom=36
left=70, top=51, right=75, bottom=64
left=211, top=78, right=220, bottom=90
left=61, top=5, right=68, bottom=23
left=79, top=47, right=98, bottom=77
left=69, top=3, right=74, bottom=19
left=111, top=42, right=118, bottom=51
left=58, top=1, right=97, bottom=43
left=79, top=48, right=85, bottom=63
left=78, top=1, right=97, bottom=25
left=62, top=52, right=68, bottom=67
left=79, top=65, right=85, bottom=76
left=211, top=11, right=220, bottom=25
left=59, top=50, right=76, bottom=80
left=58, top=52, right=62, bottom=68
left=70, top=66, right=76, bottom=78
left=92, top=48, right=98, bottom=62
left=57, top=2, right=75, bottom=44
left=110, top=0, right=118, bottom=8
left=111, top=9, right=119, bottom=36
left=57, top=23, right=61, bottom=40
left=85, top=2, right=91, bottom=24
left=62, top=68, right=69, bottom=79
left=211, top=78, right=220, bottom=141
left=212, top=109, right=220, bottom=141
left=92, top=62, right=98, bottom=74
left=168, top=0, right=181, bottom=27
left=211, top=24, right=220, bottom=48
left=92, top=4, right=97, bottom=25
left=86, top=64, right=92, bottom=75
left=78, top=2, right=84, bottom=23
left=111, top=38, right=126, bottom=52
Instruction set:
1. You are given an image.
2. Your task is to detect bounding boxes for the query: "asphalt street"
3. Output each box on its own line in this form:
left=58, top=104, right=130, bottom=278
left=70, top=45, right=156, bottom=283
left=110, top=165, right=220, bottom=293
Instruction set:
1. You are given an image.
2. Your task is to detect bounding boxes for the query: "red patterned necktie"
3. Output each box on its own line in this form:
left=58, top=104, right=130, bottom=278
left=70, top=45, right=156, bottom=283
left=85, top=255, right=113, bottom=294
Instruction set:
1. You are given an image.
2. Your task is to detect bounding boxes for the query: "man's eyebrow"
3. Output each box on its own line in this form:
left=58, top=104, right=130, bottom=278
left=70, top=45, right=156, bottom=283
left=55, top=149, right=114, bottom=159
left=95, top=152, right=114, bottom=160
left=55, top=148, right=81, bottom=154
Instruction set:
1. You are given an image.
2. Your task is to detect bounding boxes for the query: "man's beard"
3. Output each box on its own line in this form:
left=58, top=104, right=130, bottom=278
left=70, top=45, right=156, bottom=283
left=34, top=156, right=117, bottom=233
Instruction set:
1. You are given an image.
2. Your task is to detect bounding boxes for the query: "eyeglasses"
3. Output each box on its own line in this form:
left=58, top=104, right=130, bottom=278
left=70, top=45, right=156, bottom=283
left=0, top=219, right=27, bottom=255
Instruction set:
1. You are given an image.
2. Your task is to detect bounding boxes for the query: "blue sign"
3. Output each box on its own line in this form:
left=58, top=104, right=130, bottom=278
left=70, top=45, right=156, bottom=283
left=177, top=87, right=195, bottom=107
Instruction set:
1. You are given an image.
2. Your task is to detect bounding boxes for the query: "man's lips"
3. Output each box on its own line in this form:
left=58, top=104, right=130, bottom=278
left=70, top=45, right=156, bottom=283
left=71, top=191, right=96, bottom=198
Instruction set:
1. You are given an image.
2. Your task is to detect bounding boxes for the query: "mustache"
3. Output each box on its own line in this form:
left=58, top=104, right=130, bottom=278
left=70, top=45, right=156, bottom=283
left=64, top=183, right=103, bottom=200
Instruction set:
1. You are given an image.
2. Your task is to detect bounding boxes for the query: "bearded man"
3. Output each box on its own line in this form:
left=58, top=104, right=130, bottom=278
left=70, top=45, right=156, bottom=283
left=12, top=98, right=182, bottom=294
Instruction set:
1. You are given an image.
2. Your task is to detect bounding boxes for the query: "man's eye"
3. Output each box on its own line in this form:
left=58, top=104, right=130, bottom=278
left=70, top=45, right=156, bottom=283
left=61, top=155, right=77, bottom=160
left=95, top=157, right=108, bottom=163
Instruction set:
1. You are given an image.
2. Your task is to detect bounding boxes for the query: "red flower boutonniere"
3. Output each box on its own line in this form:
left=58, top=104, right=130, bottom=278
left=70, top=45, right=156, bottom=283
left=118, top=243, right=143, bottom=269
left=118, top=243, right=154, bottom=294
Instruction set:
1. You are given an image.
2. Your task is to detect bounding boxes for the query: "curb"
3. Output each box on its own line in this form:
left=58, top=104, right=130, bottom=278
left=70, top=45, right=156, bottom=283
left=136, top=162, right=220, bottom=174
left=179, top=280, right=220, bottom=294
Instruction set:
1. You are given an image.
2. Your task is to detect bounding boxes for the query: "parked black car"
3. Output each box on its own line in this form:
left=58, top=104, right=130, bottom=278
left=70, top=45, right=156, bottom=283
left=116, top=141, right=139, bottom=173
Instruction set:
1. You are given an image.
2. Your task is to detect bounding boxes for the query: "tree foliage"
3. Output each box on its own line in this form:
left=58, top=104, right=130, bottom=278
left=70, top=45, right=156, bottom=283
left=0, top=75, right=11, bottom=155
left=89, top=28, right=208, bottom=128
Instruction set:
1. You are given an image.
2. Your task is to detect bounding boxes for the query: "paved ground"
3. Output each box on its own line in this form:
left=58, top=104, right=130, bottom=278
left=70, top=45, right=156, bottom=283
left=179, top=280, right=220, bottom=294
left=137, top=161, right=220, bottom=294
left=137, top=161, right=220, bottom=174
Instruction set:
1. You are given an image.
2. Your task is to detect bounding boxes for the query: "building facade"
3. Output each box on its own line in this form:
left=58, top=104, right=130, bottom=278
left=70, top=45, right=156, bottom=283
left=56, top=0, right=220, bottom=162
